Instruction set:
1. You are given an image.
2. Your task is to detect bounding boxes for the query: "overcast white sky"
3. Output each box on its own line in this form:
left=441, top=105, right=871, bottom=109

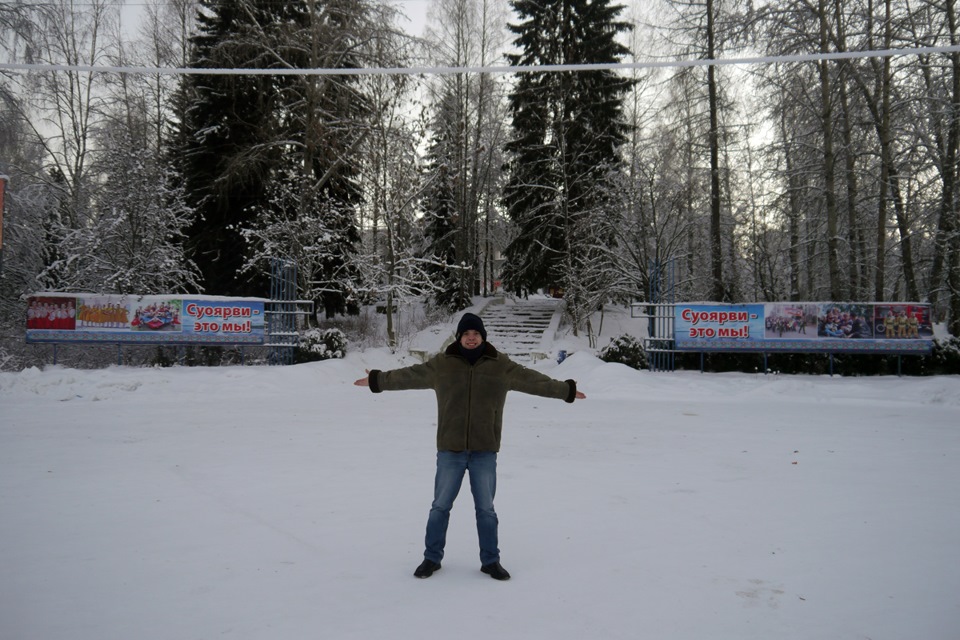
left=119, top=0, right=431, bottom=39
left=394, top=0, right=431, bottom=35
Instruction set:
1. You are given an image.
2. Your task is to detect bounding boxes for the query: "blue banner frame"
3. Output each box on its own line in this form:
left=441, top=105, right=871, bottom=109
left=674, top=302, right=933, bottom=355
left=26, top=293, right=267, bottom=346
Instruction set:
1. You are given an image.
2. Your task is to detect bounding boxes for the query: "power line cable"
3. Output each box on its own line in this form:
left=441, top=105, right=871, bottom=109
left=1, top=44, right=958, bottom=76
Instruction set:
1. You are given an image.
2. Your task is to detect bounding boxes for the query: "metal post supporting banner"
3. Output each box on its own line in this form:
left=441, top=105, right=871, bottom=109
left=647, top=258, right=677, bottom=372
left=267, top=258, right=299, bottom=365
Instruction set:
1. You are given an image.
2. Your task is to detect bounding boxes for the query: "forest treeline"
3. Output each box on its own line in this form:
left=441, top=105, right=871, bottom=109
left=0, top=0, right=958, bottom=360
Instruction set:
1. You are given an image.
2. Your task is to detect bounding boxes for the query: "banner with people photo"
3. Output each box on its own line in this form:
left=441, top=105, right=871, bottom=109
left=674, top=302, right=933, bottom=354
left=26, top=293, right=266, bottom=345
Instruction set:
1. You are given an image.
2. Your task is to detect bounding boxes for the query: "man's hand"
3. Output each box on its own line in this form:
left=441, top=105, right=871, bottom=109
left=354, top=369, right=371, bottom=386
left=575, top=391, right=586, bottom=400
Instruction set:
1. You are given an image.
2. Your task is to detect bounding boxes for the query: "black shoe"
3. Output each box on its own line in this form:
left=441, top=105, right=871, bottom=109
left=414, top=559, right=441, bottom=578
left=481, top=562, right=511, bottom=581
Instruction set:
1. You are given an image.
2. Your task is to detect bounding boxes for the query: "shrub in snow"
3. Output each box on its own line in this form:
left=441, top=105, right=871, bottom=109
left=599, top=334, right=647, bottom=370
left=930, top=336, right=960, bottom=374
left=296, top=328, right=347, bottom=363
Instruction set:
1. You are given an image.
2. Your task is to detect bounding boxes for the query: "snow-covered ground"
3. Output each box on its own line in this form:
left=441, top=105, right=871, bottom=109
left=2, top=306, right=959, bottom=640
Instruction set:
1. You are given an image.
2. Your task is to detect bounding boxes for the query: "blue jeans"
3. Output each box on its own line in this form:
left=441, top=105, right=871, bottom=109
left=424, top=450, right=499, bottom=566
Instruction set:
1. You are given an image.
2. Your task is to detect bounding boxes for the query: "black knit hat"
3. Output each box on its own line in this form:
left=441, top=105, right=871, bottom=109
left=456, top=312, right=487, bottom=341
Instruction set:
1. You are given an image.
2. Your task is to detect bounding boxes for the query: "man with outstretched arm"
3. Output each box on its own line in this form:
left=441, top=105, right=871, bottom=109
left=354, top=312, right=586, bottom=581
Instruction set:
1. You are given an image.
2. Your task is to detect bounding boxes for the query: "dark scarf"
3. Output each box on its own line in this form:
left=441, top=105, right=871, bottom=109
left=458, top=342, right=485, bottom=365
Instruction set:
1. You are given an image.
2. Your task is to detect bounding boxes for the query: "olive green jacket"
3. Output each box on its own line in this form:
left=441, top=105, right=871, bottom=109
left=368, top=342, right=577, bottom=452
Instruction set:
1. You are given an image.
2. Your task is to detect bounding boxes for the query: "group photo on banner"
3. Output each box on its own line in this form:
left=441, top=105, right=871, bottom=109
left=674, top=302, right=934, bottom=354
left=25, top=293, right=267, bottom=346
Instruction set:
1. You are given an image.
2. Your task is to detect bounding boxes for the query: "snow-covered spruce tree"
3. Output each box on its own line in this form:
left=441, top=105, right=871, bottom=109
left=58, top=127, right=200, bottom=295
left=240, top=166, right=362, bottom=319
left=32, top=151, right=199, bottom=296
left=174, top=0, right=285, bottom=297
left=502, top=0, right=634, bottom=305
left=422, top=89, right=474, bottom=311
left=180, top=0, right=385, bottom=317
left=273, top=0, right=392, bottom=319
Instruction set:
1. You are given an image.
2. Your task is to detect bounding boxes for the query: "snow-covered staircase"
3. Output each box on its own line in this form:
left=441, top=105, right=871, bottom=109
left=481, top=297, right=563, bottom=362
